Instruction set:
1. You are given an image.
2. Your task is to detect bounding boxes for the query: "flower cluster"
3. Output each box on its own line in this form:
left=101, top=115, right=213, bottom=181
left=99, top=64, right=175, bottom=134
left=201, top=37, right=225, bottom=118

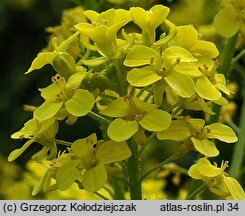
left=9, top=4, right=244, bottom=199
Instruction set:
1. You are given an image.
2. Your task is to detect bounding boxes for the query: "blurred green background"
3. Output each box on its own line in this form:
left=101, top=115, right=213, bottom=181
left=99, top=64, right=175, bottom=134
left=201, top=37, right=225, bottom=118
left=0, top=0, right=244, bottom=199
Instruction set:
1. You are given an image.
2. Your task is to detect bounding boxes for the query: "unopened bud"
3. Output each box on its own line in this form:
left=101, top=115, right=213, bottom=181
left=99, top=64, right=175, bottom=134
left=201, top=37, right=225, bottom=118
left=52, top=52, right=76, bottom=79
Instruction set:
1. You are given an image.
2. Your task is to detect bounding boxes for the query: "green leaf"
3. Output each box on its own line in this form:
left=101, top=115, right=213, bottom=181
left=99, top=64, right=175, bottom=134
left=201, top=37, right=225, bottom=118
left=8, top=139, right=35, bottom=161
left=191, top=137, right=219, bottom=157
left=127, top=67, right=162, bottom=87
left=34, top=101, right=63, bottom=121
left=65, top=89, right=94, bottom=117
left=100, top=97, right=129, bottom=118
left=82, top=164, right=107, bottom=191
left=56, top=160, right=82, bottom=191
left=124, top=45, right=158, bottom=67
left=157, top=120, right=190, bottom=141
left=206, top=123, right=238, bottom=143
left=25, top=52, right=54, bottom=74
left=96, top=140, right=131, bottom=164
left=196, top=76, right=221, bottom=100
left=107, top=118, right=138, bottom=141
left=139, top=109, right=171, bottom=132
left=164, top=71, right=195, bottom=98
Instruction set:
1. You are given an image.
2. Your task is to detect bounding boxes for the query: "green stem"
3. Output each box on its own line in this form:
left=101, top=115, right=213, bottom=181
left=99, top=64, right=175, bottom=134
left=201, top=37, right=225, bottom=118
left=139, top=133, right=156, bottom=157
left=111, top=175, right=125, bottom=200
left=219, top=32, right=239, bottom=77
left=186, top=183, right=207, bottom=200
left=126, top=140, right=142, bottom=200
left=229, top=84, right=245, bottom=178
left=93, top=191, right=110, bottom=200
left=55, top=139, right=72, bottom=146
left=226, top=120, right=240, bottom=134
left=88, top=111, right=111, bottom=125
left=102, top=185, right=114, bottom=199
left=114, top=62, right=126, bottom=96
left=232, top=49, right=245, bottom=66
left=208, top=32, right=239, bottom=124
left=139, top=152, right=182, bottom=183
left=171, top=105, right=183, bottom=116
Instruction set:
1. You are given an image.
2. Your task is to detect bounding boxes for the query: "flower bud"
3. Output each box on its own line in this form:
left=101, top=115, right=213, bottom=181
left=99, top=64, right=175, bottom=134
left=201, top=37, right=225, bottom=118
left=83, top=72, right=110, bottom=91
left=52, top=52, right=76, bottom=79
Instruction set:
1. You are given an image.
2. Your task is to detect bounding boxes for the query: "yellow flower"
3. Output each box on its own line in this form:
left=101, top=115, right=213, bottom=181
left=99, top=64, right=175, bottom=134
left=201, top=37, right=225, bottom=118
left=33, top=73, right=94, bottom=122
left=9, top=117, right=58, bottom=161
left=169, top=25, right=219, bottom=58
left=157, top=117, right=237, bottom=157
left=214, top=0, right=245, bottom=38
left=188, top=157, right=245, bottom=200
left=100, top=96, right=171, bottom=142
left=56, top=134, right=131, bottom=192
left=75, top=8, right=131, bottom=57
left=130, top=5, right=170, bottom=45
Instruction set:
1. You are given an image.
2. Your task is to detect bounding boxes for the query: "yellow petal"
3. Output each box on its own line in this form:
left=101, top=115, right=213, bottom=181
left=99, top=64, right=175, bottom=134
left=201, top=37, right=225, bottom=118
left=190, top=40, right=219, bottom=58
left=124, top=45, right=159, bottom=67
left=164, top=71, right=195, bottom=98
left=100, top=97, right=129, bottom=118
left=139, top=109, right=171, bottom=132
left=34, top=101, right=63, bottom=121
left=127, top=67, right=162, bottom=87
left=107, top=118, right=138, bottom=141
left=186, top=118, right=205, bottom=132
left=191, top=137, right=219, bottom=157
left=25, top=52, right=54, bottom=74
left=214, top=74, right=230, bottom=95
left=223, top=176, right=245, bottom=200
left=130, top=7, right=149, bottom=29
left=174, top=25, right=198, bottom=49
left=196, top=76, right=221, bottom=100
left=65, top=89, right=94, bottom=117
left=96, top=140, right=131, bottom=164
left=157, top=120, right=190, bottom=141
left=82, top=164, right=107, bottom=191
left=206, top=123, right=238, bottom=143
left=188, top=163, right=201, bottom=179
left=195, top=158, right=224, bottom=177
